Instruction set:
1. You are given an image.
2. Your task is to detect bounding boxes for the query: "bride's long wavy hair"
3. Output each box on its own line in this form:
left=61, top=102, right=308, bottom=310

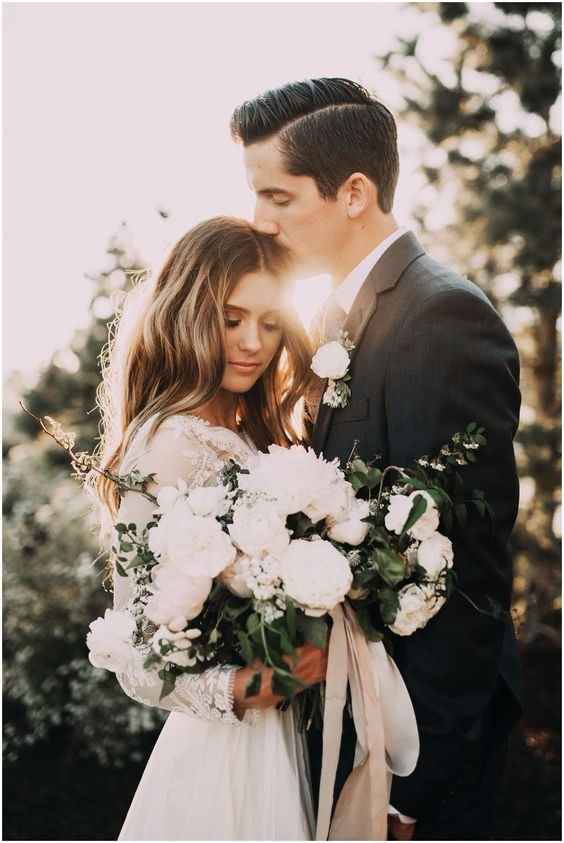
left=93, top=216, right=313, bottom=523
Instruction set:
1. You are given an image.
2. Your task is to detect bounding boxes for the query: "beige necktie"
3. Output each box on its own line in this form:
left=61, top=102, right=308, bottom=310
left=306, top=296, right=348, bottom=423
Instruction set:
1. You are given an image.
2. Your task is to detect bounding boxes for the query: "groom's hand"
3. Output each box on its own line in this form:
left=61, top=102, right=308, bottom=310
left=233, top=644, right=328, bottom=718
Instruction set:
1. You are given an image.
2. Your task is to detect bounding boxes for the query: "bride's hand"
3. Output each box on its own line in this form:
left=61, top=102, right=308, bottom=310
left=233, top=644, right=328, bottom=719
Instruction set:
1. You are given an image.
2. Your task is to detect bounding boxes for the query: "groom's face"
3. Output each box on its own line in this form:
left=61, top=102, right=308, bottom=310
left=244, top=137, right=347, bottom=277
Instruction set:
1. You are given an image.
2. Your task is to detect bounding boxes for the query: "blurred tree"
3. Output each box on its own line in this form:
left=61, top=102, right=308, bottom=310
left=380, top=1, right=562, bottom=642
left=3, top=222, right=166, bottom=782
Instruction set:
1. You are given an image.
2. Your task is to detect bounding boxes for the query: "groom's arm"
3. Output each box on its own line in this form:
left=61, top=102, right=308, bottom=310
left=384, top=287, right=521, bottom=820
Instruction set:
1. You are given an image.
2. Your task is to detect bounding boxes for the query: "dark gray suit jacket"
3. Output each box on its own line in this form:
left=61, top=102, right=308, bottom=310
left=311, top=232, right=523, bottom=824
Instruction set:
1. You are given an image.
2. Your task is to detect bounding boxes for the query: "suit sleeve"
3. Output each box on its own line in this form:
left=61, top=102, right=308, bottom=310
left=386, top=288, right=521, bottom=819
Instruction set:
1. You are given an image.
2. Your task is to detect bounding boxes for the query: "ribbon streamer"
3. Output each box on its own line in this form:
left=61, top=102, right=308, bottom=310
left=315, top=604, right=419, bottom=841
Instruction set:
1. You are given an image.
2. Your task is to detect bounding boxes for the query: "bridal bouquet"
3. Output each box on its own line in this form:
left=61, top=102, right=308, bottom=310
left=23, top=405, right=489, bottom=712
left=87, top=424, right=490, bottom=707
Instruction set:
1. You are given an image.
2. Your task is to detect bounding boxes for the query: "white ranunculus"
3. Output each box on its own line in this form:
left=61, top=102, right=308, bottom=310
left=145, top=566, right=212, bottom=628
left=327, top=498, right=370, bottom=545
left=228, top=499, right=290, bottom=559
left=238, top=444, right=346, bottom=522
left=148, top=499, right=235, bottom=577
left=384, top=491, right=439, bottom=540
left=417, top=532, right=454, bottom=580
left=389, top=583, right=446, bottom=636
left=279, top=539, right=353, bottom=617
left=217, top=553, right=253, bottom=598
left=156, top=479, right=189, bottom=514
left=311, top=341, right=350, bottom=380
left=187, top=485, right=230, bottom=518
left=86, top=609, right=136, bottom=673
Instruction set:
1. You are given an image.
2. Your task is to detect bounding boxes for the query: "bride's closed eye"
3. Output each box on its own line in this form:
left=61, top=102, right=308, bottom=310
left=224, top=317, right=282, bottom=333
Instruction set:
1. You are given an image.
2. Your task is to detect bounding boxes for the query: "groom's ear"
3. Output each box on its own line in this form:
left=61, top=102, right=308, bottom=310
left=341, top=172, right=377, bottom=220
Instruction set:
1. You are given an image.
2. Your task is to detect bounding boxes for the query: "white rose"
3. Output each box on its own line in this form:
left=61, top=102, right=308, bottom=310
left=145, top=566, right=212, bottom=628
left=148, top=499, right=235, bottom=577
left=228, top=499, right=290, bottom=559
left=217, top=553, right=253, bottom=598
left=417, top=532, right=454, bottom=580
left=327, top=516, right=369, bottom=546
left=389, top=583, right=446, bottom=636
left=188, top=486, right=230, bottom=518
left=407, top=491, right=440, bottom=540
left=384, top=491, right=439, bottom=540
left=156, top=479, right=189, bottom=514
left=86, top=609, right=136, bottom=673
left=239, top=444, right=346, bottom=522
left=311, top=341, right=350, bottom=380
left=279, top=539, right=353, bottom=616
left=327, top=498, right=370, bottom=545
left=384, top=494, right=412, bottom=534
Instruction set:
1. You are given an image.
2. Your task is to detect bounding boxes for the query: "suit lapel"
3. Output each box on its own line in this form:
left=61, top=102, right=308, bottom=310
left=312, top=232, right=425, bottom=455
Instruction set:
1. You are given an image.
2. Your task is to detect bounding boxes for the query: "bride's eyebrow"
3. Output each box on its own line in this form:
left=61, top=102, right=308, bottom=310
left=225, top=305, right=282, bottom=317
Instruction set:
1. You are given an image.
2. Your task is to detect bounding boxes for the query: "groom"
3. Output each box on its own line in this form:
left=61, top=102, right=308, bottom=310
left=231, top=78, right=523, bottom=840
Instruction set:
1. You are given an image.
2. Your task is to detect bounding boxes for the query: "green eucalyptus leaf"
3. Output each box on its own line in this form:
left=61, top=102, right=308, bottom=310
left=400, top=494, right=428, bottom=538
left=378, top=587, right=400, bottom=626
left=237, top=631, right=253, bottom=664
left=297, top=614, right=328, bottom=649
left=245, top=671, right=261, bottom=698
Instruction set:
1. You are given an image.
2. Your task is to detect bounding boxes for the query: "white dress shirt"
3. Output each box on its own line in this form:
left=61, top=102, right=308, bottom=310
left=333, top=226, right=409, bottom=314
left=333, top=225, right=417, bottom=827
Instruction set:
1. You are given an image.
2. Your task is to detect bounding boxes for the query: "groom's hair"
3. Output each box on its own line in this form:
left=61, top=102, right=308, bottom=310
left=230, top=78, right=399, bottom=213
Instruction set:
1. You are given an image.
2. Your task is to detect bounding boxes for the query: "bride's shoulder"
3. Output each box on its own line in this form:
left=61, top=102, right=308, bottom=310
left=134, top=413, right=252, bottom=457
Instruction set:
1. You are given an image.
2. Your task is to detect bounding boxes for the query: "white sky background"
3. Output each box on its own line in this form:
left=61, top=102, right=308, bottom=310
left=4, top=1, right=430, bottom=383
left=5, top=2, right=559, bottom=383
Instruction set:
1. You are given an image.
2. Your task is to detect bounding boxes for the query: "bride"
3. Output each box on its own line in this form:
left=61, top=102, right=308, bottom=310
left=93, top=217, right=324, bottom=840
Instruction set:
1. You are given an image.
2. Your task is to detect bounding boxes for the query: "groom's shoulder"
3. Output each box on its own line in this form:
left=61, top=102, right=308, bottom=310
left=404, top=249, right=493, bottom=313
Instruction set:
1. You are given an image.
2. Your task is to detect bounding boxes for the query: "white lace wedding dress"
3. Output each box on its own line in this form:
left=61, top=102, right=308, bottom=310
left=113, top=414, right=314, bottom=841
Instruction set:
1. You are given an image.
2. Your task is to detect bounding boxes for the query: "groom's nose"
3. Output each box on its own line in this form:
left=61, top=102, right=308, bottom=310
left=253, top=206, right=281, bottom=236
left=254, top=218, right=280, bottom=236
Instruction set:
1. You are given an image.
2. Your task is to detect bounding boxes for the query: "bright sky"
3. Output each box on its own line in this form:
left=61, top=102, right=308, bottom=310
left=4, top=1, right=431, bottom=382
left=6, top=2, right=557, bottom=383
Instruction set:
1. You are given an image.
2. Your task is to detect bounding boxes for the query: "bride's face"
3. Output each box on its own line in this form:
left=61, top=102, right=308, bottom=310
left=221, top=270, right=285, bottom=394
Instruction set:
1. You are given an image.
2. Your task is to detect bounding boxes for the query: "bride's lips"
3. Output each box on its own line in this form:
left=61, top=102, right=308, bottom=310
left=228, top=361, right=261, bottom=374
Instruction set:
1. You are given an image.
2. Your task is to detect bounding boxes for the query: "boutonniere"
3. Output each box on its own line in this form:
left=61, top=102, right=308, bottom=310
left=310, top=330, right=355, bottom=409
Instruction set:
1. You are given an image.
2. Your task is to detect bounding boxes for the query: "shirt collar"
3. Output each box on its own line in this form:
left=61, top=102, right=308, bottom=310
left=333, top=227, right=410, bottom=314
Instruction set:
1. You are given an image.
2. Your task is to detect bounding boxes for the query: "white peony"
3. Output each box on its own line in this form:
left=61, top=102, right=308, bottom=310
left=389, top=583, right=446, bottom=636
left=239, top=444, right=347, bottom=522
left=187, top=485, right=230, bottom=518
left=384, top=491, right=439, bottom=540
left=217, top=553, right=253, bottom=598
left=156, top=479, right=189, bottom=514
left=228, top=498, right=290, bottom=559
left=86, top=609, right=136, bottom=673
left=327, top=498, right=370, bottom=546
left=417, top=532, right=454, bottom=580
left=279, top=539, right=353, bottom=617
left=145, top=566, right=212, bottom=629
left=148, top=499, right=235, bottom=577
left=311, top=341, right=350, bottom=380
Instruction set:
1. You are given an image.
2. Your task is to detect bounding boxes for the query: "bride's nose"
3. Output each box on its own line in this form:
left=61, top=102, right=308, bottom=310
left=238, top=322, right=262, bottom=353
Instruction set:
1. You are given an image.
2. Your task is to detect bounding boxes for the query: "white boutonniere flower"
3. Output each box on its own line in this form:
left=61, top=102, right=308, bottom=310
left=311, top=331, right=355, bottom=408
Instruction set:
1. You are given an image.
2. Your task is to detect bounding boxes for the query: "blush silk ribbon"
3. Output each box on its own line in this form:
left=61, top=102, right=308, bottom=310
left=315, top=603, right=420, bottom=841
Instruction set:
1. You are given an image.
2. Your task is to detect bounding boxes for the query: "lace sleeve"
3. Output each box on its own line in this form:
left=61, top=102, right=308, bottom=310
left=112, top=416, right=254, bottom=727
